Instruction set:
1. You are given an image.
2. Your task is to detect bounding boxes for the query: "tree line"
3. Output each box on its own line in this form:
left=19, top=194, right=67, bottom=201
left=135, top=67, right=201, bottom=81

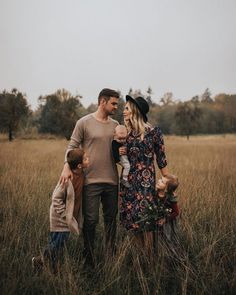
left=0, top=87, right=235, bottom=141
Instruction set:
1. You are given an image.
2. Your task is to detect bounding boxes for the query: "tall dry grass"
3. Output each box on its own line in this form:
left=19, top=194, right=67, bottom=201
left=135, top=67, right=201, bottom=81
left=0, top=135, right=236, bottom=294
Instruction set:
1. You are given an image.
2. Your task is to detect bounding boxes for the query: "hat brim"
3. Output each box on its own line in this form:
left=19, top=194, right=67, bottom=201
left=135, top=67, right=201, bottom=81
left=126, top=95, right=148, bottom=123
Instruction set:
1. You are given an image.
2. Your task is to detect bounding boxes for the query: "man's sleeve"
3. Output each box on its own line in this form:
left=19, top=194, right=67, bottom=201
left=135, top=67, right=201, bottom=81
left=64, top=119, right=84, bottom=162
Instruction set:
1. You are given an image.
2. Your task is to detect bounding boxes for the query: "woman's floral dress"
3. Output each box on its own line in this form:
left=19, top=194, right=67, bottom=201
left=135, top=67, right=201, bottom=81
left=120, top=126, right=167, bottom=232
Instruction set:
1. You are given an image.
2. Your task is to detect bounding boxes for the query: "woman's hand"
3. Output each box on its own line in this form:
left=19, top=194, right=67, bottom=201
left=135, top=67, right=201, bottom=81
left=157, top=218, right=166, bottom=226
left=119, top=146, right=127, bottom=156
left=59, top=163, right=73, bottom=184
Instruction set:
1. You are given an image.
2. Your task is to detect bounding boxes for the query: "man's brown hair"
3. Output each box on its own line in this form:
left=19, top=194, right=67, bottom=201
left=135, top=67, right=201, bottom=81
left=98, top=88, right=119, bottom=105
left=67, top=148, right=84, bottom=170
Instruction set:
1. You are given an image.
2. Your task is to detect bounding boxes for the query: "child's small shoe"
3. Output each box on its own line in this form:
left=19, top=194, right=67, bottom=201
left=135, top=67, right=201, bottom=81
left=32, top=256, right=44, bottom=273
left=121, top=179, right=132, bottom=188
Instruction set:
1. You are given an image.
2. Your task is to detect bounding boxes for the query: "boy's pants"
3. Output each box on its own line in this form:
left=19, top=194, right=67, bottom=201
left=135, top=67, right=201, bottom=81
left=82, top=183, right=118, bottom=263
left=43, top=232, right=70, bottom=267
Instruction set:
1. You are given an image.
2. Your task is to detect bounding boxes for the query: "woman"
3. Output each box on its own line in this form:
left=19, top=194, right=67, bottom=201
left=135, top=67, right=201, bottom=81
left=120, top=95, right=168, bottom=254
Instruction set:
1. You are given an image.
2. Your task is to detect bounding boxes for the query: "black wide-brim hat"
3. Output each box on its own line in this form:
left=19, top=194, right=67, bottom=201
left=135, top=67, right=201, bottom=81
left=126, top=95, right=149, bottom=123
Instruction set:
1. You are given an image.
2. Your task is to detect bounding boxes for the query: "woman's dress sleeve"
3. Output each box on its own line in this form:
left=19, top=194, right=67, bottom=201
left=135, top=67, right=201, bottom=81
left=153, top=127, right=167, bottom=169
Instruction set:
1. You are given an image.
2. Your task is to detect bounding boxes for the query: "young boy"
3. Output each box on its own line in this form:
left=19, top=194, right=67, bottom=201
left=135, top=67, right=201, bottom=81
left=156, top=174, right=180, bottom=242
left=112, top=125, right=131, bottom=188
left=32, top=148, right=89, bottom=273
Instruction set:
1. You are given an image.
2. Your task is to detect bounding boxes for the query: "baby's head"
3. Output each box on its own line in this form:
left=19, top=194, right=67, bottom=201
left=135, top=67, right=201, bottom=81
left=114, top=125, right=128, bottom=142
left=67, top=148, right=89, bottom=170
left=156, top=174, right=179, bottom=198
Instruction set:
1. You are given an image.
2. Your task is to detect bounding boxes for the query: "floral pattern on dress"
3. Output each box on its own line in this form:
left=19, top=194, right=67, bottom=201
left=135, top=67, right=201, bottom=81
left=120, top=126, right=167, bottom=231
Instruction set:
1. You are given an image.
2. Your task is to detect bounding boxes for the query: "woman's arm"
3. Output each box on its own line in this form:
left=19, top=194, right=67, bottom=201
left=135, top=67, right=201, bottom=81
left=153, top=126, right=168, bottom=171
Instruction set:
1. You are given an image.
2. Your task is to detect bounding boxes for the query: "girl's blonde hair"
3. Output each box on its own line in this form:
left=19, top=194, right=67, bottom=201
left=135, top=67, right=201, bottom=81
left=125, top=101, right=150, bottom=139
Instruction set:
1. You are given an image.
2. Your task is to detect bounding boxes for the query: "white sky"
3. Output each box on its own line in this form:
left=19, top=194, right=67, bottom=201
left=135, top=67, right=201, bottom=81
left=0, top=0, right=236, bottom=109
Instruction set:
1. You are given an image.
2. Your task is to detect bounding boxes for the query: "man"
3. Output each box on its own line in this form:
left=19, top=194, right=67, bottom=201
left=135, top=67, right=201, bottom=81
left=60, top=88, right=119, bottom=267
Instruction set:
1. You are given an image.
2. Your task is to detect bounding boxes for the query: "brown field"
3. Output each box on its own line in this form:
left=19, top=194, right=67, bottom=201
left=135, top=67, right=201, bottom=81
left=0, top=135, right=236, bottom=294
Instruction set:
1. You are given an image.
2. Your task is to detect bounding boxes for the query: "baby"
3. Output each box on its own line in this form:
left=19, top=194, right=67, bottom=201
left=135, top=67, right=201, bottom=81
left=112, top=125, right=131, bottom=188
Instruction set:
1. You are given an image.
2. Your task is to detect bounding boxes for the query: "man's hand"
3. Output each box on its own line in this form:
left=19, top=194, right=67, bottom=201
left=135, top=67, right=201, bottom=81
left=119, top=146, right=127, bottom=156
left=59, top=163, right=73, bottom=184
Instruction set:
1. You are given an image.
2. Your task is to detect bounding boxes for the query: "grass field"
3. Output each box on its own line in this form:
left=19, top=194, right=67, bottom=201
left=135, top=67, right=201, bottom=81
left=0, top=135, right=236, bottom=295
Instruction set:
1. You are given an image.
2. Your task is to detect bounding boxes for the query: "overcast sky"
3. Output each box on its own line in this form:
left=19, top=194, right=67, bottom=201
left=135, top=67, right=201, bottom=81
left=0, top=0, right=236, bottom=109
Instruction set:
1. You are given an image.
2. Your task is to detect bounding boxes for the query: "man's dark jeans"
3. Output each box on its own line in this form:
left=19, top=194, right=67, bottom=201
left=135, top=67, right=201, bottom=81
left=82, top=183, right=118, bottom=263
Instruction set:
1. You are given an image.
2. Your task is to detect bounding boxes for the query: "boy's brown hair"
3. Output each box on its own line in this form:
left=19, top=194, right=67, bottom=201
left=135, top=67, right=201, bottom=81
left=165, top=174, right=179, bottom=194
left=98, top=88, right=119, bottom=105
left=67, top=148, right=84, bottom=170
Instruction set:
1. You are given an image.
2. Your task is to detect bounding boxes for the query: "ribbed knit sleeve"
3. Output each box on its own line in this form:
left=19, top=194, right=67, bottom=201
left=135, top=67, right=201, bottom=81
left=65, top=118, right=84, bottom=162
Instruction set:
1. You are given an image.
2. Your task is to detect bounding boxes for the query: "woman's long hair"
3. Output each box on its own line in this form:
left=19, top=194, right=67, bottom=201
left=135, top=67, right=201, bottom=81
left=125, top=101, right=150, bottom=139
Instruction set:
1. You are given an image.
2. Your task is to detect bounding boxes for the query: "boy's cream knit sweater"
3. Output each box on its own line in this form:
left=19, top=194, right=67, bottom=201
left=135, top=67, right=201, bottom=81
left=50, top=170, right=84, bottom=234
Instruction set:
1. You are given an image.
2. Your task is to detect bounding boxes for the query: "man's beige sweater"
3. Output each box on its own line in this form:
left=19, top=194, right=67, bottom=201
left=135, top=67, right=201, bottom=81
left=50, top=170, right=84, bottom=233
left=65, top=114, right=119, bottom=185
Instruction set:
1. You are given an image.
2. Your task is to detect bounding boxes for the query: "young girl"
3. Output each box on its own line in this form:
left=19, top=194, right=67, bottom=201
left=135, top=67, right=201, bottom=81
left=156, top=174, right=180, bottom=242
left=32, top=148, right=89, bottom=273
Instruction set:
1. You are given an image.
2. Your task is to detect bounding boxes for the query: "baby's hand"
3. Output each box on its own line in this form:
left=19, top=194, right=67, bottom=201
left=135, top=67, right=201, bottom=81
left=119, top=146, right=127, bottom=155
